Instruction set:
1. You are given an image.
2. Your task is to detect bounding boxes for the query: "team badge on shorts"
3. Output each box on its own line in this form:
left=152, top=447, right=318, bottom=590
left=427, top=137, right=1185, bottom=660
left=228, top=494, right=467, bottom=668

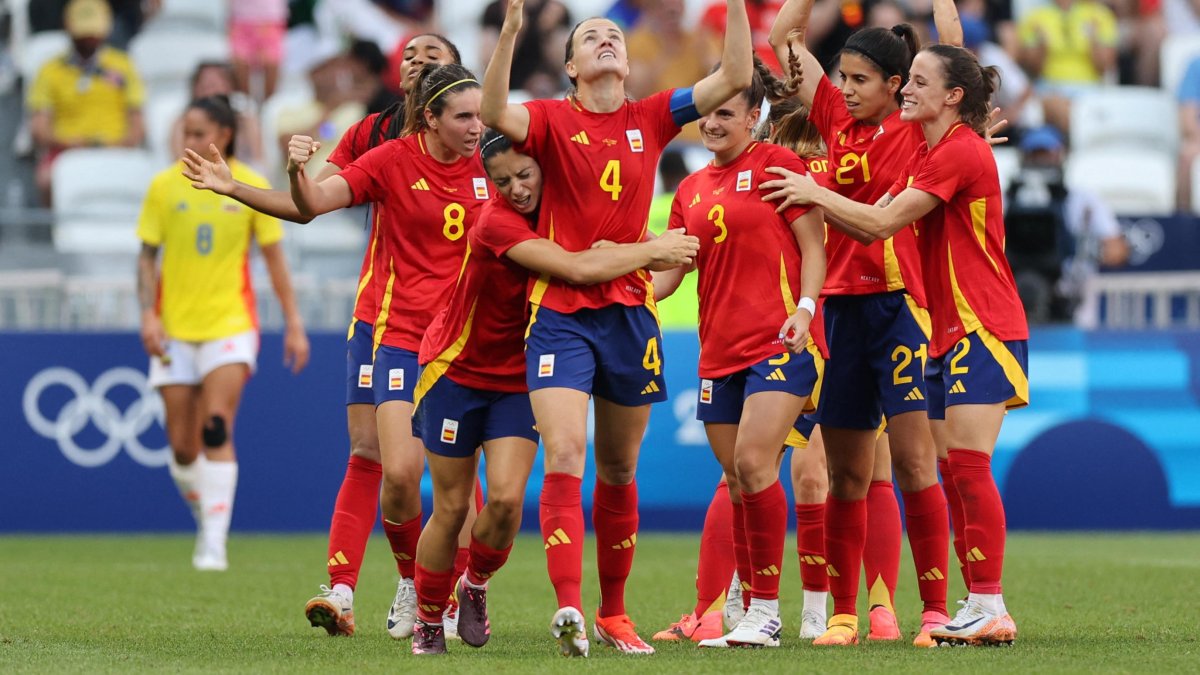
left=539, top=354, right=555, bottom=378
left=441, top=419, right=459, bottom=444
left=736, top=170, right=752, bottom=192
left=358, top=364, right=372, bottom=388
left=700, top=379, right=714, bottom=404
left=388, top=368, right=405, bottom=391
left=473, top=177, right=489, bottom=200
left=626, top=129, right=644, bottom=152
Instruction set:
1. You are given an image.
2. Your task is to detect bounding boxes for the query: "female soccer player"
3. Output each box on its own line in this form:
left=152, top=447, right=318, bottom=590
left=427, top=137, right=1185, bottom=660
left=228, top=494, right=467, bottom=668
left=761, top=0, right=962, bottom=646
left=138, top=95, right=310, bottom=572
left=182, top=34, right=469, bottom=638
left=481, top=0, right=753, bottom=656
left=409, top=130, right=700, bottom=655
left=762, top=43, right=1027, bottom=648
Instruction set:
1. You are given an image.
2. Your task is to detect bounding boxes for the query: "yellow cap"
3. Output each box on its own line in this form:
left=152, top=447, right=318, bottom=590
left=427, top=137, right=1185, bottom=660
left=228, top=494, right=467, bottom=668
left=64, top=0, right=113, bottom=39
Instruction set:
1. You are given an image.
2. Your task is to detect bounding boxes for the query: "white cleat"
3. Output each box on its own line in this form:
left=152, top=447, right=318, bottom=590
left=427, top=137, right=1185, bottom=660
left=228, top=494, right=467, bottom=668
left=723, top=571, right=745, bottom=631
left=550, top=606, right=590, bottom=657
left=931, top=598, right=1016, bottom=647
left=443, top=602, right=459, bottom=641
left=305, top=585, right=355, bottom=636
left=799, top=608, right=826, bottom=640
left=192, top=538, right=227, bottom=571
left=701, top=604, right=783, bottom=648
left=386, top=578, right=417, bottom=639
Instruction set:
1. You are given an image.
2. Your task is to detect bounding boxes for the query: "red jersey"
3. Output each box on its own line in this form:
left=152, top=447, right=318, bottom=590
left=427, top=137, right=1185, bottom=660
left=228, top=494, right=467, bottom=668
left=700, top=1, right=784, bottom=73
left=517, top=91, right=683, bottom=313
left=327, top=112, right=387, bottom=327
left=419, top=195, right=539, bottom=392
left=669, top=142, right=815, bottom=378
left=890, top=124, right=1028, bottom=357
left=803, top=155, right=831, bottom=359
left=809, top=75, right=926, bottom=305
left=339, top=133, right=491, bottom=351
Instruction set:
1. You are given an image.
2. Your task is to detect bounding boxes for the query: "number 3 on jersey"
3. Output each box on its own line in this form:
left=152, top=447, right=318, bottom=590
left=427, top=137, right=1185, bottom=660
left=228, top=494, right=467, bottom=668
left=600, top=159, right=622, bottom=201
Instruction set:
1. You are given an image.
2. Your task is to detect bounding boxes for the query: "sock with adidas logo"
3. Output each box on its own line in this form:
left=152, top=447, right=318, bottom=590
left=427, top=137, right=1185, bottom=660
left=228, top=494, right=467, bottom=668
left=540, top=473, right=584, bottom=610
left=693, top=481, right=735, bottom=618
left=825, top=495, right=867, bottom=616
left=938, top=457, right=971, bottom=589
left=327, top=455, right=382, bottom=589
left=741, top=480, right=787, bottom=602
left=594, top=478, right=638, bottom=617
left=902, top=483, right=950, bottom=616
left=383, top=514, right=421, bottom=580
left=465, top=535, right=511, bottom=587
left=948, top=449, right=1005, bottom=595
left=731, top=501, right=752, bottom=611
left=414, top=563, right=454, bottom=624
left=865, top=481, right=901, bottom=614
left=795, top=502, right=828, bottom=593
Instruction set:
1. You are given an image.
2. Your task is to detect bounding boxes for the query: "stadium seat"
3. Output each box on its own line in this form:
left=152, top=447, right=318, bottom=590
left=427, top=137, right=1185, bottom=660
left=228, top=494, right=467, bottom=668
left=1065, top=148, right=1175, bottom=216
left=993, top=146, right=1021, bottom=195
left=144, top=90, right=189, bottom=167
left=129, top=30, right=230, bottom=99
left=141, top=0, right=228, bottom=33
left=1069, top=86, right=1178, bottom=155
left=1160, top=34, right=1200, bottom=97
left=17, top=30, right=70, bottom=86
left=51, top=148, right=159, bottom=259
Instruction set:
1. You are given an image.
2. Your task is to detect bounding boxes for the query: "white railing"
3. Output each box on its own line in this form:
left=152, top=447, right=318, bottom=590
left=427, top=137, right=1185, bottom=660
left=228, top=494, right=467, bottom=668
left=1080, top=272, right=1200, bottom=329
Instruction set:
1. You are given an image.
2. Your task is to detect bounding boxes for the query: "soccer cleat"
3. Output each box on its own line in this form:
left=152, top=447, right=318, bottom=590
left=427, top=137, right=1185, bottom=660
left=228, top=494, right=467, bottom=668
left=913, top=610, right=951, bottom=648
left=867, top=605, right=902, bottom=641
left=652, top=611, right=723, bottom=642
left=594, top=612, right=655, bottom=654
left=411, top=620, right=447, bottom=655
left=721, top=604, right=783, bottom=648
left=812, top=613, right=859, bottom=646
left=192, top=539, right=227, bottom=572
left=799, top=608, right=826, bottom=640
left=550, top=606, right=590, bottom=657
left=931, top=598, right=1016, bottom=646
left=723, top=572, right=745, bottom=630
left=386, top=577, right=417, bottom=639
left=454, top=576, right=491, bottom=648
left=305, top=585, right=355, bottom=637
left=444, top=602, right=459, bottom=641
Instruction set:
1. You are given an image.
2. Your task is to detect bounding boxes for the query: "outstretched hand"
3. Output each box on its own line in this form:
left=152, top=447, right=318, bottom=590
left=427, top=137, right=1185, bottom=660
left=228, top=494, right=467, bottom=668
left=181, top=143, right=235, bottom=195
left=503, top=0, right=526, bottom=35
left=985, top=107, right=1009, bottom=146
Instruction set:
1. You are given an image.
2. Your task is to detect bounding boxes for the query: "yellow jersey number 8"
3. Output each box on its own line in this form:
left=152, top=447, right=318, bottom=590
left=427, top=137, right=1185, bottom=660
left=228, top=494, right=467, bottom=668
left=443, top=203, right=466, bottom=241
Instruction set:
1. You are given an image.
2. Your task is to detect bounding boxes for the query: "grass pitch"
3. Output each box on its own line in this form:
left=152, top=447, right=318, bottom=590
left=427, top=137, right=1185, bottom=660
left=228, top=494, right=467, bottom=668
left=1, top=532, right=1197, bottom=673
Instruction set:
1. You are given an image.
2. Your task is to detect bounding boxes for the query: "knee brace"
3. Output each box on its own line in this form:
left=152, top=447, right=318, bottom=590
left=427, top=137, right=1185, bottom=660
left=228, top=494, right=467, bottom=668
left=202, top=415, right=228, bottom=448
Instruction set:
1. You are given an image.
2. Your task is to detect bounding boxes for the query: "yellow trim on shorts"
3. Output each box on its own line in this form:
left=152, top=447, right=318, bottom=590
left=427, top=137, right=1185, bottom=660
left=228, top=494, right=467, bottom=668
left=975, top=327, right=1030, bottom=410
left=413, top=300, right=479, bottom=410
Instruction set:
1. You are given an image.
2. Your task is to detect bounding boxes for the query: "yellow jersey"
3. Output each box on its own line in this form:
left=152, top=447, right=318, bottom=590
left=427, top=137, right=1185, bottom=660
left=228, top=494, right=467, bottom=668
left=137, top=159, right=284, bottom=342
left=26, top=46, right=145, bottom=146
left=1018, top=2, right=1118, bottom=85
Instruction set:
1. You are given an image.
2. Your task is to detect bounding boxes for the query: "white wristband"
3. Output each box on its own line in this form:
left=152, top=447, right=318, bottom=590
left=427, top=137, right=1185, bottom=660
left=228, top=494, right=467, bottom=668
left=798, top=296, right=817, bottom=317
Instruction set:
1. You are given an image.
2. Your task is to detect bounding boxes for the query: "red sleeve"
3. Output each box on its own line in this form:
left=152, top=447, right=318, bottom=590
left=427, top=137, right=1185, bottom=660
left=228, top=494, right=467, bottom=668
left=327, top=114, right=375, bottom=168
left=476, top=205, right=540, bottom=258
left=888, top=150, right=921, bottom=198
left=700, top=4, right=725, bottom=32
left=810, top=76, right=849, bottom=147
left=768, top=149, right=814, bottom=224
left=643, top=89, right=684, bottom=148
left=515, top=99, right=551, bottom=157
left=336, top=140, right=394, bottom=205
left=907, top=137, right=979, bottom=203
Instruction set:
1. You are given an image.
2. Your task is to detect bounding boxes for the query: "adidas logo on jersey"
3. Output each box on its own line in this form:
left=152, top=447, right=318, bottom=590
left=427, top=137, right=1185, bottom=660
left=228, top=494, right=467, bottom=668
left=949, top=380, right=967, bottom=394
left=411, top=178, right=430, bottom=191
left=641, top=381, right=661, bottom=395
left=545, top=527, right=572, bottom=549
left=903, top=387, right=924, bottom=401
left=327, top=551, right=350, bottom=567
left=689, top=193, right=701, bottom=208
left=570, top=131, right=590, bottom=145
left=611, top=533, right=637, bottom=550
left=920, top=567, right=945, bottom=582
left=765, top=368, right=787, bottom=382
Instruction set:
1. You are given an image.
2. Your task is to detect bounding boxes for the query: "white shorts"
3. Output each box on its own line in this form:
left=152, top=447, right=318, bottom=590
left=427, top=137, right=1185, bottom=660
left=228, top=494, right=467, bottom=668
left=148, top=330, right=259, bottom=388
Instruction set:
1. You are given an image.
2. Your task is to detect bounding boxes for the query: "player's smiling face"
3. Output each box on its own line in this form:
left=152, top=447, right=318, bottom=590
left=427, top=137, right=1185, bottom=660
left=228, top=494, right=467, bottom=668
left=401, top=35, right=455, bottom=93
left=485, top=150, right=543, bottom=215
left=697, top=94, right=758, bottom=157
left=428, top=88, right=484, bottom=158
left=838, top=52, right=901, bottom=123
left=900, top=51, right=952, bottom=123
left=565, top=19, right=629, bottom=84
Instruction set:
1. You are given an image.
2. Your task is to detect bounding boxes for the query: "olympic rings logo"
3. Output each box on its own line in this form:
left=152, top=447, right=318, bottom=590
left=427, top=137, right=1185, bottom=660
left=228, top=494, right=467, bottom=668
left=22, top=367, right=170, bottom=468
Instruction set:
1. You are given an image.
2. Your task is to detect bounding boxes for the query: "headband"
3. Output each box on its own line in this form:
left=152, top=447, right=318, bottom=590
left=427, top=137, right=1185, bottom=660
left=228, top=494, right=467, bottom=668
left=480, top=134, right=509, bottom=155
left=425, top=78, right=479, bottom=110
left=842, top=45, right=893, bottom=78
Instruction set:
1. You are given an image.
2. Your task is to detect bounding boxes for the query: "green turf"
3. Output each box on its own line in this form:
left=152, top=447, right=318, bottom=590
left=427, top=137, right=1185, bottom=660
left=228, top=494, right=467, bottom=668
left=1, top=532, right=1198, bottom=673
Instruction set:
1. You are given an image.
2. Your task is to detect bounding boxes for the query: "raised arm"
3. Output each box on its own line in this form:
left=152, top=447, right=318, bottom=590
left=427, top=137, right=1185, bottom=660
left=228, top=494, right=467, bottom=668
left=505, top=228, right=699, bottom=285
left=932, top=0, right=963, bottom=47
left=768, top=0, right=824, bottom=107
left=692, top=0, right=754, bottom=116
left=761, top=166, right=940, bottom=239
left=480, top=0, right=532, bottom=143
left=182, top=142, right=344, bottom=223
left=260, top=241, right=311, bottom=374
left=288, top=135, right=354, bottom=220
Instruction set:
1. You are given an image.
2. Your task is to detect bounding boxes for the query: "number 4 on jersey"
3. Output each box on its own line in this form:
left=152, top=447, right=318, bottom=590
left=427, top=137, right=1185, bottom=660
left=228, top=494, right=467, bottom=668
left=600, top=159, right=622, bottom=201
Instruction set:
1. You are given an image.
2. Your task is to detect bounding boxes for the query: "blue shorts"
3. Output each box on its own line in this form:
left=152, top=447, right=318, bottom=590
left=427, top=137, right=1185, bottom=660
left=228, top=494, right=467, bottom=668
left=786, top=414, right=818, bottom=449
left=925, top=329, right=1029, bottom=420
left=372, top=345, right=419, bottom=405
left=345, top=319, right=377, bottom=406
left=412, top=374, right=539, bottom=458
left=525, top=304, right=667, bottom=406
left=814, top=291, right=932, bottom=430
left=696, top=349, right=820, bottom=425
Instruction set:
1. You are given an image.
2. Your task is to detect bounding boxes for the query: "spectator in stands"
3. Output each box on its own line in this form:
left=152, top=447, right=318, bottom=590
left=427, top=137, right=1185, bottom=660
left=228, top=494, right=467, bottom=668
left=28, top=0, right=160, bottom=49
left=27, top=0, right=145, bottom=205
left=1017, top=0, right=1118, bottom=133
left=1176, top=53, right=1200, bottom=210
left=1005, top=126, right=1129, bottom=323
left=625, top=0, right=708, bottom=142
left=229, top=0, right=288, bottom=102
left=700, top=0, right=784, bottom=73
left=273, top=51, right=369, bottom=175
left=479, top=0, right=572, bottom=99
left=604, top=0, right=647, bottom=29
left=170, top=62, right=264, bottom=170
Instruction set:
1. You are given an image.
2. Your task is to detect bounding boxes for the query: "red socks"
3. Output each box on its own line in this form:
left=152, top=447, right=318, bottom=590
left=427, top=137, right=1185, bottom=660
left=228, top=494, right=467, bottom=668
left=825, top=495, right=867, bottom=616
left=948, top=449, right=1006, bottom=594
left=865, top=481, right=901, bottom=611
left=466, top=535, right=512, bottom=586
left=414, top=563, right=455, bottom=624
left=903, top=483, right=950, bottom=615
left=540, top=473, right=584, bottom=610
left=741, top=480, right=788, bottom=602
left=594, top=479, right=639, bottom=618
left=382, top=513, right=421, bottom=580
left=794, top=502, right=828, bottom=592
left=939, top=457, right=970, bottom=589
left=452, top=546, right=469, bottom=585
left=731, top=501, right=752, bottom=609
left=694, top=481, right=735, bottom=617
left=326, top=455, right=382, bottom=589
